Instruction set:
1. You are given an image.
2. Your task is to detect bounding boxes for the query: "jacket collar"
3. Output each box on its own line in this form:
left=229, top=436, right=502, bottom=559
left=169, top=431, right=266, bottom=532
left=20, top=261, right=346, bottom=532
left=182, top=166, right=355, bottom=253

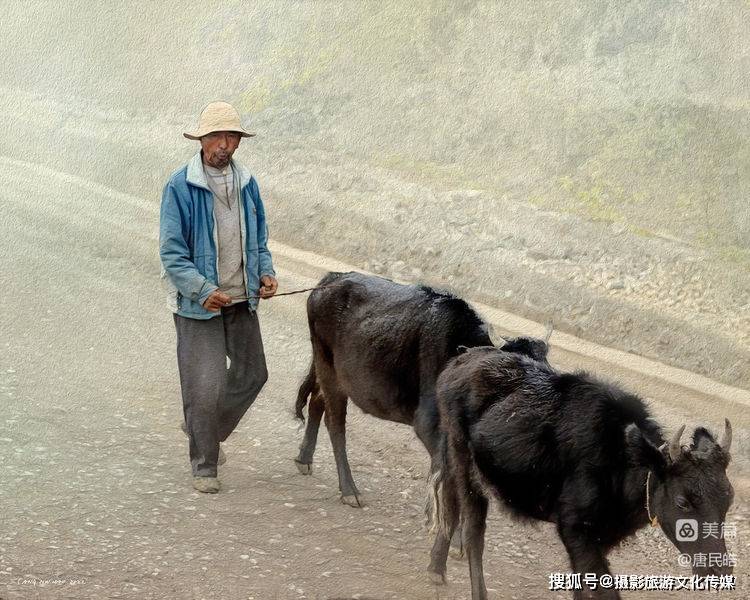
left=186, top=151, right=253, bottom=191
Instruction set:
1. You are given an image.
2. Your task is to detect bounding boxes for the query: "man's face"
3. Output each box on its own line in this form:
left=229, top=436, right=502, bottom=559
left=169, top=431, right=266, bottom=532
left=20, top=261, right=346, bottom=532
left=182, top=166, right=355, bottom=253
left=200, top=131, right=242, bottom=169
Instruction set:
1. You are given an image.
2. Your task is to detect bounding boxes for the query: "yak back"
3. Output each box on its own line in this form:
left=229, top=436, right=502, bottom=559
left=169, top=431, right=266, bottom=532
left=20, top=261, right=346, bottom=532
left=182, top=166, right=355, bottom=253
left=437, top=347, right=662, bottom=523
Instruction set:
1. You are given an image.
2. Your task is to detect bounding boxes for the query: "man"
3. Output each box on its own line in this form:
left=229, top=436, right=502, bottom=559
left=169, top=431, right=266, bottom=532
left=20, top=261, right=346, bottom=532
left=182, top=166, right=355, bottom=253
left=159, top=101, right=278, bottom=493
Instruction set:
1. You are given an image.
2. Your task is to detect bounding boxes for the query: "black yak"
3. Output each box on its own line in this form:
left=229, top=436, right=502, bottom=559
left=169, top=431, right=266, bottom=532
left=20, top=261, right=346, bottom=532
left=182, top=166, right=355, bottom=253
left=428, top=345, right=734, bottom=599
left=294, top=271, right=498, bottom=507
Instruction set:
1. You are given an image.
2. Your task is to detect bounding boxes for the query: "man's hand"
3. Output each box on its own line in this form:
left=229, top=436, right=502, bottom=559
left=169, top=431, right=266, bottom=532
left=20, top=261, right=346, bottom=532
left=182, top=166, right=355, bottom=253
left=203, top=291, right=232, bottom=312
left=259, top=275, right=278, bottom=299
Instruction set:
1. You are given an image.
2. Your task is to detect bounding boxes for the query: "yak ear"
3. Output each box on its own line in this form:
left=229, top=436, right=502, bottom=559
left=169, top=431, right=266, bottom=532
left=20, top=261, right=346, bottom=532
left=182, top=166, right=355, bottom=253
left=691, top=425, right=731, bottom=467
left=456, top=345, right=469, bottom=355
left=691, top=427, right=716, bottom=454
left=626, top=424, right=667, bottom=474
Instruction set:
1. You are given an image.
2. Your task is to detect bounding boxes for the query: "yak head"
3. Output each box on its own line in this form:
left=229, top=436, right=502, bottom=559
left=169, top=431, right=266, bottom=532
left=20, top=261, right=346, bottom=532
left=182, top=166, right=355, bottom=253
left=498, top=336, right=550, bottom=366
left=628, top=420, right=734, bottom=576
left=497, top=322, right=553, bottom=366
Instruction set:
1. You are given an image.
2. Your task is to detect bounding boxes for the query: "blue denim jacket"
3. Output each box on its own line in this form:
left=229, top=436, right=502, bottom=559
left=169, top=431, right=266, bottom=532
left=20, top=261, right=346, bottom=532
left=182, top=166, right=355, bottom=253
left=159, top=152, right=275, bottom=319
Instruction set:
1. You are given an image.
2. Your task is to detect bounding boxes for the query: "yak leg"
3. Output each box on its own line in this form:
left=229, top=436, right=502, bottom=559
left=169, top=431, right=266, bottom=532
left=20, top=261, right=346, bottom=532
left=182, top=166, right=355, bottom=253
left=415, top=402, right=464, bottom=559
left=324, top=396, right=361, bottom=507
left=447, top=442, right=489, bottom=600
left=315, top=365, right=361, bottom=507
left=557, top=523, right=620, bottom=600
left=295, top=391, right=324, bottom=475
left=462, top=487, right=489, bottom=600
left=413, top=398, right=441, bottom=457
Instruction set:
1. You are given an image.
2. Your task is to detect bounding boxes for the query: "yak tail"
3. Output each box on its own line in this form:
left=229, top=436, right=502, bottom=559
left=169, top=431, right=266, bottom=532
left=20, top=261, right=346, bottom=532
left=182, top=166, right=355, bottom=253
left=425, top=434, right=450, bottom=536
left=295, top=360, right=318, bottom=422
left=425, top=468, right=444, bottom=535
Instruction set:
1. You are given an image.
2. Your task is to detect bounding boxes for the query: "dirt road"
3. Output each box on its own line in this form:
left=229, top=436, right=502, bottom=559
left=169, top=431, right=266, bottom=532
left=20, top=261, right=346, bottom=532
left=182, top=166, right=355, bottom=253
left=0, top=159, right=747, bottom=599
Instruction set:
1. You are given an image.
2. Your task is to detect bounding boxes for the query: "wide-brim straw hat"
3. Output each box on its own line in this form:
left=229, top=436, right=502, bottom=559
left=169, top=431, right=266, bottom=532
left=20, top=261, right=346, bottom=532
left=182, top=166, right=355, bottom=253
left=183, top=101, right=255, bottom=140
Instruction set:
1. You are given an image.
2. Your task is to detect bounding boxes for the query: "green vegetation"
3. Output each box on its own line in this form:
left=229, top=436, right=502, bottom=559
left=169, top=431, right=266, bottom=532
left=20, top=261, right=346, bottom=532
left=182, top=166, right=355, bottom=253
left=557, top=176, right=624, bottom=224
left=372, top=154, right=486, bottom=191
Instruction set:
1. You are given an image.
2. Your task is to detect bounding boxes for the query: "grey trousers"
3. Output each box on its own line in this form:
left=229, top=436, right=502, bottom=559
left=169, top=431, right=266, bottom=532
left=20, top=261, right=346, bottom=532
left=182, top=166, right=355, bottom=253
left=173, top=302, right=268, bottom=477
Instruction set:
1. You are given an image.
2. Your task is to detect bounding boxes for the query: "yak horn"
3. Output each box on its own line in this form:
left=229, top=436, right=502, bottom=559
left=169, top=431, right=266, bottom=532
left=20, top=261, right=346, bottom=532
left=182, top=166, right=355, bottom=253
left=720, top=419, right=732, bottom=453
left=543, top=321, right=554, bottom=343
left=669, top=424, right=686, bottom=462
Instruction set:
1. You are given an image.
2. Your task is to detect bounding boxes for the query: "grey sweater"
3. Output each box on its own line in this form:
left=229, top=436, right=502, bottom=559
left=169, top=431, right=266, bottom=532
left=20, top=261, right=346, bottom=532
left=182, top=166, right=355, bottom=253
left=204, top=163, right=246, bottom=304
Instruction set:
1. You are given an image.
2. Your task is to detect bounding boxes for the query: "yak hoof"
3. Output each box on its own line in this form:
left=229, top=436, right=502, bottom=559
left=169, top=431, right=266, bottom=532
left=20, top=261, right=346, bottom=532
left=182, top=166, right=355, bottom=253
left=341, top=494, right=363, bottom=508
left=427, top=571, right=446, bottom=586
left=449, top=547, right=465, bottom=561
left=294, top=460, right=313, bottom=475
